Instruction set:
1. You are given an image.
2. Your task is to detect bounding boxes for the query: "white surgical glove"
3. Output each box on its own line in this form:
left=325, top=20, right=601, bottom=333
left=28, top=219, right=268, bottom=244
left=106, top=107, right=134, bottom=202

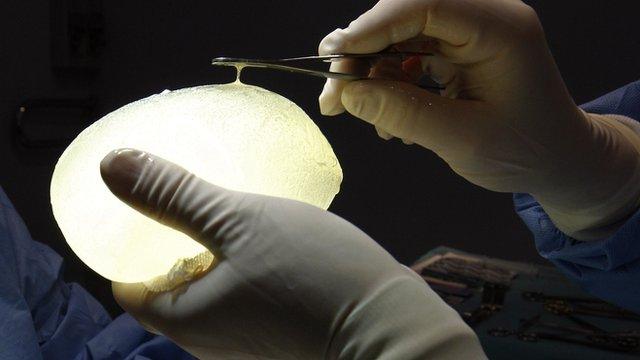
left=100, top=149, right=486, bottom=360
left=318, top=0, right=640, bottom=240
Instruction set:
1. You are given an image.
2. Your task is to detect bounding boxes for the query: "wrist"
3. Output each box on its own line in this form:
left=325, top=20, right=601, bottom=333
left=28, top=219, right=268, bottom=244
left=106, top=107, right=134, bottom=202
left=329, top=271, right=484, bottom=360
left=535, top=110, right=640, bottom=240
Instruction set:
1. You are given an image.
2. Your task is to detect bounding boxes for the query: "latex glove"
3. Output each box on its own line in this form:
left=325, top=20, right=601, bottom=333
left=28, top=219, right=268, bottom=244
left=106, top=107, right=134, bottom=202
left=318, top=0, right=640, bottom=240
left=100, top=149, right=486, bottom=360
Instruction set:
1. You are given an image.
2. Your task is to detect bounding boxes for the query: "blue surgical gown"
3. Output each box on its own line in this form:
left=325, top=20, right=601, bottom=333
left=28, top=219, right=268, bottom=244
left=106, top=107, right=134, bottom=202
left=0, top=186, right=194, bottom=359
left=515, top=79, right=640, bottom=314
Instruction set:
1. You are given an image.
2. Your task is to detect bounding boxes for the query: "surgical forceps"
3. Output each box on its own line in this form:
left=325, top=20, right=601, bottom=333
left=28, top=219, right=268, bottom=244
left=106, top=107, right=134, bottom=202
left=211, top=52, right=444, bottom=89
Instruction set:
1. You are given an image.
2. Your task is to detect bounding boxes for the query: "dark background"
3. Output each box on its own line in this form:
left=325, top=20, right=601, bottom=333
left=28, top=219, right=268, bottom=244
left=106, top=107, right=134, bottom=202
left=1, top=0, right=638, bottom=316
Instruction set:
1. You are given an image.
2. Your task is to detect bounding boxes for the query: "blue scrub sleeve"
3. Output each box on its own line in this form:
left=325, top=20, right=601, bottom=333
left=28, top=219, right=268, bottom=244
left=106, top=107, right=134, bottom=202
left=514, top=80, right=640, bottom=313
left=0, top=186, right=194, bottom=360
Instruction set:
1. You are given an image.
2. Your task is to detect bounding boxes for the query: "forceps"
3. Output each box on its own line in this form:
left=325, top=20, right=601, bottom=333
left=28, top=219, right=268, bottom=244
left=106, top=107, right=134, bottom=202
left=211, top=52, right=442, bottom=87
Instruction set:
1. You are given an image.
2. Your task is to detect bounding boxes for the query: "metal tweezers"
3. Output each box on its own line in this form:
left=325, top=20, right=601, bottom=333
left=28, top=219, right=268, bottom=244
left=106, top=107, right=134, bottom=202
left=211, top=52, right=436, bottom=81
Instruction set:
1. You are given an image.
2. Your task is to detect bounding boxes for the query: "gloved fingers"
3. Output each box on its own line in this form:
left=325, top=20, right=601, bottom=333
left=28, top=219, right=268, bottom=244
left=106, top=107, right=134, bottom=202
left=319, top=58, right=369, bottom=116
left=420, top=55, right=457, bottom=87
left=318, top=0, right=533, bottom=61
left=375, top=126, right=394, bottom=140
left=400, top=53, right=459, bottom=97
left=368, top=59, right=413, bottom=144
left=111, top=255, right=232, bottom=335
left=111, top=281, right=160, bottom=328
left=100, top=149, right=240, bottom=251
left=391, top=35, right=438, bottom=54
left=360, top=57, right=405, bottom=143
left=419, top=54, right=461, bottom=99
left=393, top=37, right=442, bottom=84
left=372, top=53, right=461, bottom=102
left=319, top=34, right=437, bottom=115
left=318, top=0, right=430, bottom=56
left=341, top=80, right=488, bottom=153
left=319, top=52, right=445, bottom=116
left=111, top=281, right=188, bottom=338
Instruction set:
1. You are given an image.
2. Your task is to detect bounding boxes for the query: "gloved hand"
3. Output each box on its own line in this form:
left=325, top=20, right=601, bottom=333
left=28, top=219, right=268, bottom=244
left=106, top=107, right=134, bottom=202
left=318, top=0, right=640, bottom=240
left=100, top=149, right=485, bottom=360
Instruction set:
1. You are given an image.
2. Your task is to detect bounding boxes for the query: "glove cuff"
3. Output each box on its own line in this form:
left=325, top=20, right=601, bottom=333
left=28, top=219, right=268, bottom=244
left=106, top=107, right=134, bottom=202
left=537, top=111, right=640, bottom=240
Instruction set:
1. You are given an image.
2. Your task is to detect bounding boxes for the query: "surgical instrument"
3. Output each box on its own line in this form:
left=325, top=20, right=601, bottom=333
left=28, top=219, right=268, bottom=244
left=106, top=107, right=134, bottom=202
left=211, top=52, right=445, bottom=89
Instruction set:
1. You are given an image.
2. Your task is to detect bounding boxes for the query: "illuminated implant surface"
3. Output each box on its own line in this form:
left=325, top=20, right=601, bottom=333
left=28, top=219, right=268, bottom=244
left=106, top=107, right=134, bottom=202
left=50, top=82, right=342, bottom=287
